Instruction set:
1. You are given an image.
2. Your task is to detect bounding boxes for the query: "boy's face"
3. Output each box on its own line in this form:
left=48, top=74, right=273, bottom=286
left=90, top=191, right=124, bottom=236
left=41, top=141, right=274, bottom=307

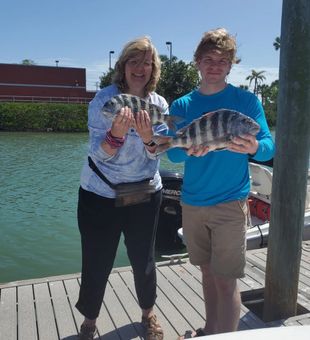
left=197, top=50, right=232, bottom=87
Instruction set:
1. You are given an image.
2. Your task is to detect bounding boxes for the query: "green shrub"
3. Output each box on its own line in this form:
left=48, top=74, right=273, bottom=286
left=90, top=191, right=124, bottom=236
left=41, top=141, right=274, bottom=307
left=0, top=102, right=88, bottom=132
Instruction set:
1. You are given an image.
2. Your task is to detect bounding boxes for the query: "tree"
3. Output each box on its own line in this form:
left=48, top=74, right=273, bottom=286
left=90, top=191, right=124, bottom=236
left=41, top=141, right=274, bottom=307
left=99, top=69, right=114, bottom=89
left=262, top=80, right=279, bottom=127
left=157, top=55, right=200, bottom=104
left=273, top=36, right=281, bottom=51
left=239, top=84, right=249, bottom=91
left=98, top=56, right=200, bottom=104
left=246, top=69, right=266, bottom=95
left=257, top=83, right=270, bottom=106
left=21, top=59, right=36, bottom=65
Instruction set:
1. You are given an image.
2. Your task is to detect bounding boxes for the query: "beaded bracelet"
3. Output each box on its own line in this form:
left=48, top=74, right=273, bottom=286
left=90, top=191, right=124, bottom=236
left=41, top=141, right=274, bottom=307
left=105, top=129, right=125, bottom=149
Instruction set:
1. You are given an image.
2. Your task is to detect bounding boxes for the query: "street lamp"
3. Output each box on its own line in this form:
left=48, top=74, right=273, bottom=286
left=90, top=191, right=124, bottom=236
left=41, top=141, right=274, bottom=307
left=55, top=60, right=59, bottom=67
left=109, top=50, right=115, bottom=70
left=166, top=41, right=172, bottom=64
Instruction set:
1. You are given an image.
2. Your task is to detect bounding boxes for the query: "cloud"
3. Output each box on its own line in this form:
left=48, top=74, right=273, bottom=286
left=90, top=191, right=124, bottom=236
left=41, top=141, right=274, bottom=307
left=228, top=64, right=279, bottom=89
left=85, top=62, right=107, bottom=91
left=85, top=62, right=280, bottom=91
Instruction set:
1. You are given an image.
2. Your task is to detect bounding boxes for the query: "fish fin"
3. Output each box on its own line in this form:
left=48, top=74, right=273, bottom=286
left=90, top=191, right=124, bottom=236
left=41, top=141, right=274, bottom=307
left=201, top=108, right=229, bottom=118
left=151, top=135, right=174, bottom=154
left=166, top=115, right=186, bottom=131
left=175, top=125, right=188, bottom=136
left=201, top=110, right=217, bottom=119
left=155, top=143, right=173, bottom=155
left=213, top=147, right=228, bottom=152
left=174, top=110, right=218, bottom=136
left=152, top=135, right=172, bottom=145
left=101, top=109, right=114, bottom=119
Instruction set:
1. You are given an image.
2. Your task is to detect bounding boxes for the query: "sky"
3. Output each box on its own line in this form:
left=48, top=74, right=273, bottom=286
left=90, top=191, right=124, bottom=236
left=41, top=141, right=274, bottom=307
left=1, top=0, right=282, bottom=91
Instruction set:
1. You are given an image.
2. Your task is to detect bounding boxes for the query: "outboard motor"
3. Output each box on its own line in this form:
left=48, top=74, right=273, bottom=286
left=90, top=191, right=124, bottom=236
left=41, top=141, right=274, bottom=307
left=156, top=169, right=184, bottom=251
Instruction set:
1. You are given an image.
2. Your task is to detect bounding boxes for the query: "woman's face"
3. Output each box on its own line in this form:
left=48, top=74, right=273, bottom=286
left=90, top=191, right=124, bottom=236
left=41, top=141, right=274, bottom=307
left=124, top=50, right=153, bottom=96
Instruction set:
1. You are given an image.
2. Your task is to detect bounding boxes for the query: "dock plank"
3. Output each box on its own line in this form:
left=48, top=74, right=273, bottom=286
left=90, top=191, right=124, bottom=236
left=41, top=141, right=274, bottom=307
left=103, top=280, right=139, bottom=339
left=0, top=287, right=17, bottom=340
left=18, top=285, right=38, bottom=340
left=156, top=267, right=205, bottom=331
left=62, top=279, right=83, bottom=334
left=157, top=265, right=205, bottom=318
left=108, top=272, right=145, bottom=338
left=119, top=269, right=179, bottom=339
left=49, top=280, right=78, bottom=339
left=2, top=242, right=310, bottom=339
left=34, top=283, right=59, bottom=340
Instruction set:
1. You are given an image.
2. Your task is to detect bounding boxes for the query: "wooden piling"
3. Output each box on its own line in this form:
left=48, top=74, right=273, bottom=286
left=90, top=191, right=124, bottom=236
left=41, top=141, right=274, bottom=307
left=263, top=0, right=310, bottom=322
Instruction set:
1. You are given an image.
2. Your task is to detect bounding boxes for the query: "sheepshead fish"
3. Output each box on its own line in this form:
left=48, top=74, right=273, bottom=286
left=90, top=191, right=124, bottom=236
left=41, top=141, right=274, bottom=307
left=102, top=93, right=182, bottom=131
left=152, top=109, right=260, bottom=154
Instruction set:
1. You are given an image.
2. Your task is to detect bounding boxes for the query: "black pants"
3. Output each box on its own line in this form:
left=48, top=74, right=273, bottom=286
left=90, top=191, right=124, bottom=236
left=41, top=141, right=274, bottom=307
left=75, top=187, right=162, bottom=320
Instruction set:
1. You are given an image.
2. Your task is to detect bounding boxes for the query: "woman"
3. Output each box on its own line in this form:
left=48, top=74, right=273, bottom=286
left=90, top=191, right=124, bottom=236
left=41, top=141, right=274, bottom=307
left=76, top=36, right=167, bottom=340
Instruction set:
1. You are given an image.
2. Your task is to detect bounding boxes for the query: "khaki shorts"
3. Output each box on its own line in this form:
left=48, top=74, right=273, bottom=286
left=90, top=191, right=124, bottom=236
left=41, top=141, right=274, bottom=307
left=181, top=200, right=251, bottom=278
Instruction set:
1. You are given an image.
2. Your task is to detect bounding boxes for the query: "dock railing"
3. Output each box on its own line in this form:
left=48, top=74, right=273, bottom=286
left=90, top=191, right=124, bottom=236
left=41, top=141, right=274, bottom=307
left=0, top=95, right=93, bottom=104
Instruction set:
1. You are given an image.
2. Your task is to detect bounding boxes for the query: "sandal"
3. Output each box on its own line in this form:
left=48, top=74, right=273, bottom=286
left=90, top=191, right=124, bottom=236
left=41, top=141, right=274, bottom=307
left=142, top=314, right=164, bottom=340
left=79, top=324, right=97, bottom=340
left=178, top=328, right=207, bottom=339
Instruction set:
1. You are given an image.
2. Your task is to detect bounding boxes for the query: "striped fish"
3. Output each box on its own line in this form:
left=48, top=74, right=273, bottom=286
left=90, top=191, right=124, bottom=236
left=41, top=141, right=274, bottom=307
left=152, top=109, right=260, bottom=154
left=102, top=94, right=182, bottom=131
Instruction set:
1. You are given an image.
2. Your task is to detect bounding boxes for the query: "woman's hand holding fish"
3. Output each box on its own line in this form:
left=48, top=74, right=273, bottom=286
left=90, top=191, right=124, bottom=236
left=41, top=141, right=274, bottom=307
left=228, top=134, right=259, bottom=155
left=111, top=106, right=134, bottom=138
left=187, top=145, right=210, bottom=157
left=134, top=110, right=154, bottom=145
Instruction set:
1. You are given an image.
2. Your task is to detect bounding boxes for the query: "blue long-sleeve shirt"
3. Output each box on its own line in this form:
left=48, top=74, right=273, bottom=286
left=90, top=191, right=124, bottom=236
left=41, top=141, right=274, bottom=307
left=80, top=84, right=169, bottom=198
left=167, top=84, right=275, bottom=206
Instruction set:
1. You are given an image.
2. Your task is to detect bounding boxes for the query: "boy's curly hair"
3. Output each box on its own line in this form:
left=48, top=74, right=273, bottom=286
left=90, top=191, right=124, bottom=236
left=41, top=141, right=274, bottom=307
left=194, top=28, right=240, bottom=64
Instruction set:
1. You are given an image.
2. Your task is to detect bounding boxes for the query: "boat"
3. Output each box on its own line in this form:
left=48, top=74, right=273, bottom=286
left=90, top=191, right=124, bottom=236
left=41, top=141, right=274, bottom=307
left=157, top=162, right=310, bottom=251
left=198, top=325, right=310, bottom=340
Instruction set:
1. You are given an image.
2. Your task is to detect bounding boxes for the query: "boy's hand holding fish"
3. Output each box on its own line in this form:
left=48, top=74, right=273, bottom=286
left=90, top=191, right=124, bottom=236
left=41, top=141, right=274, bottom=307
left=228, top=134, right=259, bottom=155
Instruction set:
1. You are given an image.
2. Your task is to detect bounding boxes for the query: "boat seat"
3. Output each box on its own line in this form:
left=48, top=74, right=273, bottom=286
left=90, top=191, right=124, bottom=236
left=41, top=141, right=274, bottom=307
left=249, top=163, right=272, bottom=203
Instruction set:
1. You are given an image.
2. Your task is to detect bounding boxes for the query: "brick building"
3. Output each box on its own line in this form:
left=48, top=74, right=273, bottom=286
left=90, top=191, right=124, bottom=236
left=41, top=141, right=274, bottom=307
left=0, top=63, right=96, bottom=103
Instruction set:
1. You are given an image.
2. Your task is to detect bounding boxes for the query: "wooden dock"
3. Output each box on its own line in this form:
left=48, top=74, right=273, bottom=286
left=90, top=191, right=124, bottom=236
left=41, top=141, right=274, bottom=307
left=1, top=242, right=310, bottom=340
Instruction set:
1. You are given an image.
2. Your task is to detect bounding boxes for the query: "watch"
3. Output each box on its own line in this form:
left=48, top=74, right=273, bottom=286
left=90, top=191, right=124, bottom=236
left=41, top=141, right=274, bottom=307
left=143, top=140, right=156, bottom=147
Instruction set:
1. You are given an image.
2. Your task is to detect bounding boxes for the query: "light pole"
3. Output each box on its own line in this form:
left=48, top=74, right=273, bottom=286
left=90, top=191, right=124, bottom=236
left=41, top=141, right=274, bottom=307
left=166, top=41, right=172, bottom=65
left=55, top=60, right=59, bottom=67
left=109, top=50, right=115, bottom=70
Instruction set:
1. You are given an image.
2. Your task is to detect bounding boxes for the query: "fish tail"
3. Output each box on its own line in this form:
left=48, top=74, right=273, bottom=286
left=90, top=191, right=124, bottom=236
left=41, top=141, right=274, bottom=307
left=155, top=143, right=173, bottom=154
left=152, top=135, right=172, bottom=145
left=152, top=135, right=173, bottom=154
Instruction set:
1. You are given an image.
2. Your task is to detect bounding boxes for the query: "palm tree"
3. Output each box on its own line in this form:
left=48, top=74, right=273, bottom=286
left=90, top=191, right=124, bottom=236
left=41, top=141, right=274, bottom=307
left=239, top=84, right=249, bottom=91
left=257, top=84, right=270, bottom=106
left=246, top=70, right=266, bottom=95
left=273, top=36, right=281, bottom=51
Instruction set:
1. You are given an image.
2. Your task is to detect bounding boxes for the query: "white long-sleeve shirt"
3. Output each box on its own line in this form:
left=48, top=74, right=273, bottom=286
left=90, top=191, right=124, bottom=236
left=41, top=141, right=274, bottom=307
left=80, top=84, right=169, bottom=198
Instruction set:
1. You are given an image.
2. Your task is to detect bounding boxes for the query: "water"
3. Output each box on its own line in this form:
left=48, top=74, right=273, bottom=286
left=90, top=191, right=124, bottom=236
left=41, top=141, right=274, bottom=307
left=0, top=132, right=183, bottom=284
left=1, top=131, right=309, bottom=284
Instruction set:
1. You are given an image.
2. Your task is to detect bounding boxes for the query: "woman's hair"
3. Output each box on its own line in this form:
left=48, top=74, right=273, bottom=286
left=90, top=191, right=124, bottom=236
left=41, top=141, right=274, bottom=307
left=112, top=36, right=161, bottom=96
left=194, top=28, right=240, bottom=64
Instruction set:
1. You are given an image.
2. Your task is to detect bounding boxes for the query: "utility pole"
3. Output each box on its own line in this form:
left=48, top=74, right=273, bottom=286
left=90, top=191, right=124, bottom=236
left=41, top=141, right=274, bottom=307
left=109, top=51, right=114, bottom=70
left=166, top=41, right=172, bottom=66
left=263, top=0, right=310, bottom=322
